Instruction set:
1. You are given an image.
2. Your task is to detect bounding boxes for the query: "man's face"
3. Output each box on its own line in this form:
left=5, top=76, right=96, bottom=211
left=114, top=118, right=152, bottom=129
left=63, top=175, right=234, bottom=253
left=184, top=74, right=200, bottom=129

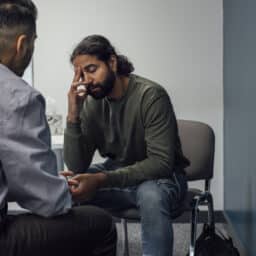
left=72, top=54, right=116, bottom=99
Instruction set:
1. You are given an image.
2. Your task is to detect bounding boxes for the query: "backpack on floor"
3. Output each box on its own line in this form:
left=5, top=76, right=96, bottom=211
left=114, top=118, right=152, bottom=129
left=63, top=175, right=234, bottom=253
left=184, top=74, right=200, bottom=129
left=188, top=223, right=240, bottom=256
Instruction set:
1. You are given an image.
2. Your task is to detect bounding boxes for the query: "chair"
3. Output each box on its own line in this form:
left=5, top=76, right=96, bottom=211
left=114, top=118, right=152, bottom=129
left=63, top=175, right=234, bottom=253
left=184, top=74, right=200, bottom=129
left=109, top=120, right=215, bottom=256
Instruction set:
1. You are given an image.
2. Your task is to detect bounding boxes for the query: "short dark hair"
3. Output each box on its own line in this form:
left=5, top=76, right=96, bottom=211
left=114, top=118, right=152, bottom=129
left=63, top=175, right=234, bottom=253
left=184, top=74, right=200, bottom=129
left=0, top=0, right=37, bottom=54
left=70, top=35, right=134, bottom=77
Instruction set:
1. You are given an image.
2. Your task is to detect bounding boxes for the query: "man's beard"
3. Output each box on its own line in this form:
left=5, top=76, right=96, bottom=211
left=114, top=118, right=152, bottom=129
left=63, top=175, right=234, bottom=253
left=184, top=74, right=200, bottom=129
left=87, top=69, right=115, bottom=99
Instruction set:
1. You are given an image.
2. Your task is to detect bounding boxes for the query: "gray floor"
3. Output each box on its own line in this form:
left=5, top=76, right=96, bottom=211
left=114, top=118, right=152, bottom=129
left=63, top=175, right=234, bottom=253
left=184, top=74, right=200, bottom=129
left=116, top=223, right=227, bottom=256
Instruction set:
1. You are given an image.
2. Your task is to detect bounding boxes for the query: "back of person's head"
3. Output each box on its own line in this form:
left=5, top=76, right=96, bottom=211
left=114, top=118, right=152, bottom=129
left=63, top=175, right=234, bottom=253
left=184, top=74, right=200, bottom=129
left=0, top=0, right=37, bottom=55
left=71, top=35, right=134, bottom=77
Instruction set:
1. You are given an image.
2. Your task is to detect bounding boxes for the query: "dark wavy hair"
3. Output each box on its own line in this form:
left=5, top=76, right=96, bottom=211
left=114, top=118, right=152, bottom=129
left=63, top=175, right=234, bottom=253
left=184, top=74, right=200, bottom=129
left=70, top=35, right=134, bottom=76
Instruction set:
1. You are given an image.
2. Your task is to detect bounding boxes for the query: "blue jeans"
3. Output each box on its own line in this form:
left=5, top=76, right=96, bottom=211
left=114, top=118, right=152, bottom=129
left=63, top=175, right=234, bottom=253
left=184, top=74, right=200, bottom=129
left=85, top=159, right=188, bottom=256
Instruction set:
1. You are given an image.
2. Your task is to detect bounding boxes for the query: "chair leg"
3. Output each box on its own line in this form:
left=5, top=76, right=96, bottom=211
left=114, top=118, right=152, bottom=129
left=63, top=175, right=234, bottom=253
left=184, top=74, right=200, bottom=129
left=206, top=193, right=215, bottom=229
left=121, top=218, right=129, bottom=256
left=189, top=206, right=199, bottom=256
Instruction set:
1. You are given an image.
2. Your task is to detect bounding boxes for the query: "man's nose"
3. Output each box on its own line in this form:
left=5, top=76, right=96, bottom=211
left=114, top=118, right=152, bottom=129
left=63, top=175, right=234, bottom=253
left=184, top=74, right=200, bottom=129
left=83, top=72, right=93, bottom=84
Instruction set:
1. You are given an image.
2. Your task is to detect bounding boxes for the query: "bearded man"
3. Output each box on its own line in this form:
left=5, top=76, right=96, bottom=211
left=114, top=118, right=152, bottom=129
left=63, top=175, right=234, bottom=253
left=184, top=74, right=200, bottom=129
left=64, top=34, right=189, bottom=256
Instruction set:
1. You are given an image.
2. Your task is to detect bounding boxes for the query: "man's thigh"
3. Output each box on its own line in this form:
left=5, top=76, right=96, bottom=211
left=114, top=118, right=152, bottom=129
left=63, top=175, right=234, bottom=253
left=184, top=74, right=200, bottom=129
left=86, top=187, right=137, bottom=211
left=136, top=173, right=188, bottom=212
left=0, top=205, right=116, bottom=256
left=86, top=162, right=187, bottom=212
left=85, top=161, right=138, bottom=210
left=87, top=176, right=187, bottom=213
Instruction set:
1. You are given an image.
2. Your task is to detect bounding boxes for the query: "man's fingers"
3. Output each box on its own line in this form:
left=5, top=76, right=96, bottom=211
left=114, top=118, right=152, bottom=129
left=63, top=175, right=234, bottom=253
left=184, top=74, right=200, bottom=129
left=72, top=67, right=81, bottom=83
left=71, top=82, right=87, bottom=92
left=68, top=179, right=79, bottom=186
left=61, top=170, right=74, bottom=175
left=70, top=185, right=83, bottom=196
left=71, top=81, right=88, bottom=87
left=70, top=174, right=84, bottom=181
left=60, top=170, right=74, bottom=177
left=70, top=82, right=88, bottom=99
left=69, top=175, right=86, bottom=195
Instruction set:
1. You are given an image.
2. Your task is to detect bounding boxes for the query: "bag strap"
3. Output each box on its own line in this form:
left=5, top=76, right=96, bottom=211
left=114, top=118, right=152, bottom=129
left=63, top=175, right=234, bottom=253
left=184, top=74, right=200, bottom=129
left=202, top=222, right=215, bottom=236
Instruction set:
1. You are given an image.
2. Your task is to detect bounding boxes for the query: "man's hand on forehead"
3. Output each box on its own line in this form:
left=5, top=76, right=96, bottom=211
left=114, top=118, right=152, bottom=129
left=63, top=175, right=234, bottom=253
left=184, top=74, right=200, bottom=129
left=71, top=68, right=88, bottom=98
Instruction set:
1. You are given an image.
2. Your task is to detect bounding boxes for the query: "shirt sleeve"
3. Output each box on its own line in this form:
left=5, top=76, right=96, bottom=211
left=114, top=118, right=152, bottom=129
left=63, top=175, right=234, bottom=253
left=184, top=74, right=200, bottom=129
left=64, top=109, right=96, bottom=173
left=0, top=90, right=72, bottom=217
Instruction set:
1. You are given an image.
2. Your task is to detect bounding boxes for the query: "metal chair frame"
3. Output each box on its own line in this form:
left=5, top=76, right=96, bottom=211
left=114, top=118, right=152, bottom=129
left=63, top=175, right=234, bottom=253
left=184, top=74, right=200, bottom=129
left=110, top=120, right=215, bottom=256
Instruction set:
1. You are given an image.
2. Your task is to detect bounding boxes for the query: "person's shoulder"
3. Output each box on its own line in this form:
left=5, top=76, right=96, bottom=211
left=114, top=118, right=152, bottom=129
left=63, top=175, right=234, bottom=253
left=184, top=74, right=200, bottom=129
left=9, top=77, right=42, bottom=106
left=1, top=66, right=36, bottom=95
left=132, top=74, right=169, bottom=102
left=0, top=67, right=45, bottom=122
left=132, top=74, right=168, bottom=95
left=0, top=69, right=43, bottom=109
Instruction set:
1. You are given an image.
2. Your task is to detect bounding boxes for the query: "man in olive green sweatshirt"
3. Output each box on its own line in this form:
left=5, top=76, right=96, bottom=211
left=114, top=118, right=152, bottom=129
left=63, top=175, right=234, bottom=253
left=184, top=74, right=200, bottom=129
left=63, top=34, right=189, bottom=256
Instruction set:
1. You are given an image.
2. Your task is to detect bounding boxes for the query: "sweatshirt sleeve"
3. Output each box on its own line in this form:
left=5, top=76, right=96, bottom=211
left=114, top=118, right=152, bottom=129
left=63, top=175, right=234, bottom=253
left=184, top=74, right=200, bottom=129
left=104, top=90, right=178, bottom=187
left=64, top=109, right=96, bottom=173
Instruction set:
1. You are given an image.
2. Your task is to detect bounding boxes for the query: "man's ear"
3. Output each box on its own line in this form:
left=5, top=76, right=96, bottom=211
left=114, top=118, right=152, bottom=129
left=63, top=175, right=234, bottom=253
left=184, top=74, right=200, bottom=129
left=15, top=34, right=27, bottom=56
left=108, top=55, right=117, bottom=72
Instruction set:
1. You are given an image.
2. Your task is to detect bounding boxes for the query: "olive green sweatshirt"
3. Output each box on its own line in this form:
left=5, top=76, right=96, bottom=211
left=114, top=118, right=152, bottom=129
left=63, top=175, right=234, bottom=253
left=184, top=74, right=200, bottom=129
left=64, top=74, right=189, bottom=188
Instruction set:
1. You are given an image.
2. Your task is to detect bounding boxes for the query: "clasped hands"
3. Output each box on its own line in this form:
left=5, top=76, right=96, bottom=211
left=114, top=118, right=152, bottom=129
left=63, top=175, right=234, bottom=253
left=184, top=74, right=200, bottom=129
left=60, top=171, right=107, bottom=202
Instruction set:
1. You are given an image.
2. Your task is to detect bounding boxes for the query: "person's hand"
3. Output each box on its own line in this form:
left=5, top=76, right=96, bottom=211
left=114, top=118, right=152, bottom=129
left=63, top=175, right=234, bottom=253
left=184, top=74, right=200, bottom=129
left=67, top=173, right=108, bottom=202
left=67, top=67, right=88, bottom=123
left=60, top=170, right=75, bottom=180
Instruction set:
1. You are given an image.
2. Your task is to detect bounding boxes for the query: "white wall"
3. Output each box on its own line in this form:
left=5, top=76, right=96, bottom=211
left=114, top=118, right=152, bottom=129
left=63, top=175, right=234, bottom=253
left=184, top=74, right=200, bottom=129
left=33, top=0, right=223, bottom=209
left=22, top=62, right=33, bottom=86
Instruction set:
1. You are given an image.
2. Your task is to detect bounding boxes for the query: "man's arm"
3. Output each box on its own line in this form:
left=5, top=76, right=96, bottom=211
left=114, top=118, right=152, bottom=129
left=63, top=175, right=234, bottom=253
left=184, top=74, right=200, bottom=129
left=1, top=90, right=72, bottom=217
left=64, top=114, right=96, bottom=173
left=64, top=67, right=96, bottom=173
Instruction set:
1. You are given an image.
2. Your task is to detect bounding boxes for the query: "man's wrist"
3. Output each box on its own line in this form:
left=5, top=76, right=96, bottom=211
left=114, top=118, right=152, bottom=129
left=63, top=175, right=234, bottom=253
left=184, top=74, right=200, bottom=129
left=95, top=172, right=108, bottom=188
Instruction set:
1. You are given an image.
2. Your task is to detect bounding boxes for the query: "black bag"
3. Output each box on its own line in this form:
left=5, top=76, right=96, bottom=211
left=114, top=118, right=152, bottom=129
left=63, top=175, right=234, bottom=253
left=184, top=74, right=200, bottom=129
left=188, top=223, right=240, bottom=256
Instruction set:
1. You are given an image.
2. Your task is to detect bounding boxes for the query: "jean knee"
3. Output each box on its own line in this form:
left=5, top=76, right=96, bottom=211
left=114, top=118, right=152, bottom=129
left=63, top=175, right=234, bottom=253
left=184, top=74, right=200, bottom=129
left=136, top=181, right=168, bottom=212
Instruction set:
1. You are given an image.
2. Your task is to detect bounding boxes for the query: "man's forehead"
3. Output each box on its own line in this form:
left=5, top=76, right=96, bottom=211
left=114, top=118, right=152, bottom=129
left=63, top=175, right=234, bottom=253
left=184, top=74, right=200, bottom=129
left=73, top=54, right=99, bottom=67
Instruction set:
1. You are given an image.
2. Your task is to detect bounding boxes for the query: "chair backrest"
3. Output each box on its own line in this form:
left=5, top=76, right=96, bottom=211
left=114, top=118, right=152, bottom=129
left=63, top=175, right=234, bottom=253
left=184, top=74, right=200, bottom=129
left=177, top=120, right=215, bottom=181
